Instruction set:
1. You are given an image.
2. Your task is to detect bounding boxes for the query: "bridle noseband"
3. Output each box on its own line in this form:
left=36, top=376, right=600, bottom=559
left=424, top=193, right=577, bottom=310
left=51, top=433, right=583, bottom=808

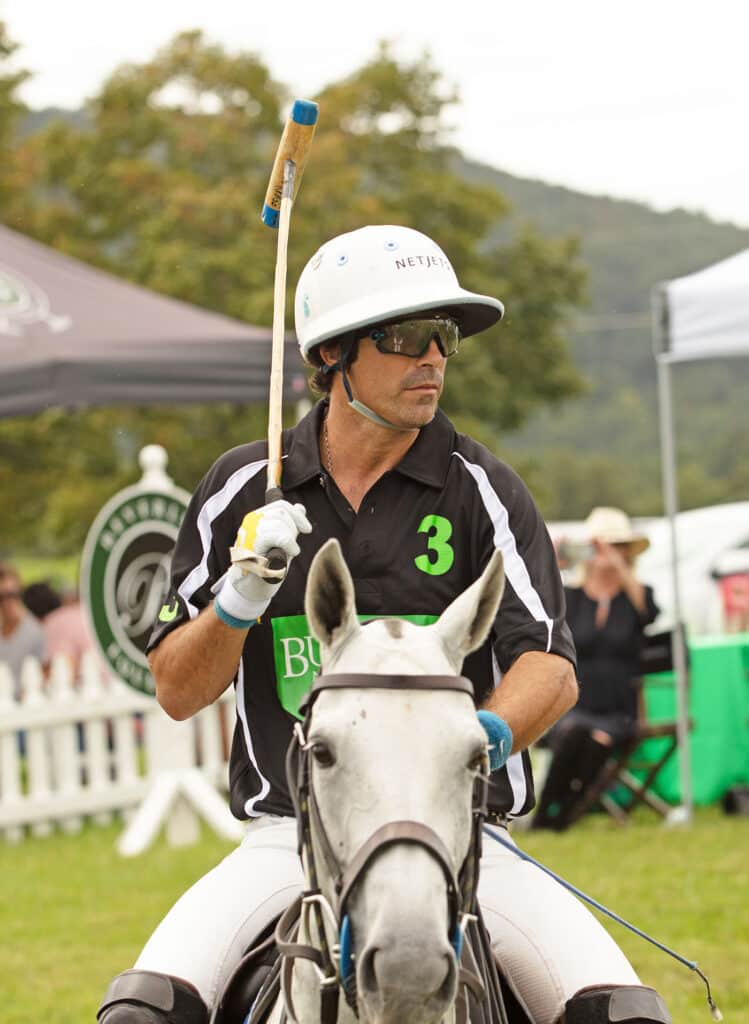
left=276, top=673, right=490, bottom=1024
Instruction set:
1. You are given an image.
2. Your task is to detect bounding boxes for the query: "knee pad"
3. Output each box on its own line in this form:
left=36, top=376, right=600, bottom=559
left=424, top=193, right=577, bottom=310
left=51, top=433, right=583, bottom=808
left=564, top=984, right=671, bottom=1024
left=97, top=970, right=208, bottom=1023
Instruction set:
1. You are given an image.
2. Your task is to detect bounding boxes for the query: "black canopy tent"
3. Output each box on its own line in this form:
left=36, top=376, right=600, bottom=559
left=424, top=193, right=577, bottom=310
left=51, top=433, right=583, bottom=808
left=0, top=224, right=308, bottom=417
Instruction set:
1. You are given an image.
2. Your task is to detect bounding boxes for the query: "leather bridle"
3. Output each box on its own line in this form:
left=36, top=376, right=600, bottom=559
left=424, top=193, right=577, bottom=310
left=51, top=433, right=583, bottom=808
left=275, top=673, right=490, bottom=1024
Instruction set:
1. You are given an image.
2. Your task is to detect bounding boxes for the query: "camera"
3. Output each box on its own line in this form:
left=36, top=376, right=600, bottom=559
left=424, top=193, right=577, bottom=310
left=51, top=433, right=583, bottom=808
left=556, top=540, right=595, bottom=564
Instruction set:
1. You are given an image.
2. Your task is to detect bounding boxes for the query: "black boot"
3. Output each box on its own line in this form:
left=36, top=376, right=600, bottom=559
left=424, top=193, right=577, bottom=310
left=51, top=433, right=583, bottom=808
left=555, top=733, right=614, bottom=830
left=532, top=723, right=589, bottom=830
left=97, top=970, right=208, bottom=1023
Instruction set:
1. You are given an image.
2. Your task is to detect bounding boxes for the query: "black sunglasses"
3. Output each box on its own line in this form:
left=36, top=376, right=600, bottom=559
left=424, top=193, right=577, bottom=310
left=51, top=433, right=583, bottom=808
left=368, top=317, right=461, bottom=358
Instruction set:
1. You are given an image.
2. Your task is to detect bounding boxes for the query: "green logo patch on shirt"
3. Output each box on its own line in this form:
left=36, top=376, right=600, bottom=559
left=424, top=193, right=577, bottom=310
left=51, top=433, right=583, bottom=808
left=271, top=613, right=438, bottom=719
left=158, top=600, right=179, bottom=623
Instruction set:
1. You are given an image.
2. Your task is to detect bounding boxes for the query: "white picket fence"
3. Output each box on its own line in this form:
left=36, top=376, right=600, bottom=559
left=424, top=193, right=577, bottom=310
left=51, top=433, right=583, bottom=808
left=0, top=651, right=235, bottom=844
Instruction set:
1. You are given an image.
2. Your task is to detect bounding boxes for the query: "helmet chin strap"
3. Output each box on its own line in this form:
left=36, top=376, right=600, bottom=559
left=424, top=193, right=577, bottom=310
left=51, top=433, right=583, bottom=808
left=323, top=345, right=412, bottom=432
left=341, top=365, right=410, bottom=431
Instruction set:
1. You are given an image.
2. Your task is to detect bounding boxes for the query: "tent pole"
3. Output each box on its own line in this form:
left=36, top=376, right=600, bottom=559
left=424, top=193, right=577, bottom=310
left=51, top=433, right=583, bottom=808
left=653, top=288, right=693, bottom=820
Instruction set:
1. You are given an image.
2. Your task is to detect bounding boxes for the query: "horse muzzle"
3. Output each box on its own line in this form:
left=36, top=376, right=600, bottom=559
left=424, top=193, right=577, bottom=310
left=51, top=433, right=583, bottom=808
left=346, top=845, right=461, bottom=1024
left=356, top=936, right=458, bottom=1024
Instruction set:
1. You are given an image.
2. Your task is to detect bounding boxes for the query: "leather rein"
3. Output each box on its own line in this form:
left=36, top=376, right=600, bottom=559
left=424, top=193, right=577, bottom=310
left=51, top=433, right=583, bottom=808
left=275, top=672, right=491, bottom=1024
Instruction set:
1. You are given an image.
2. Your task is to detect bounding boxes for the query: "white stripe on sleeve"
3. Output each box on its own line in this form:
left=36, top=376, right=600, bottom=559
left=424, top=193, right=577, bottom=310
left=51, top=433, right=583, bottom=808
left=235, top=661, right=271, bottom=815
left=176, top=457, right=270, bottom=815
left=178, top=458, right=267, bottom=617
left=506, top=752, right=528, bottom=815
left=453, top=452, right=553, bottom=651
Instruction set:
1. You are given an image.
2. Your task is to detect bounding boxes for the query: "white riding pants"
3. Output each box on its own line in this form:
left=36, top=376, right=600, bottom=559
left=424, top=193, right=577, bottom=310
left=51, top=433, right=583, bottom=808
left=134, top=817, right=639, bottom=1024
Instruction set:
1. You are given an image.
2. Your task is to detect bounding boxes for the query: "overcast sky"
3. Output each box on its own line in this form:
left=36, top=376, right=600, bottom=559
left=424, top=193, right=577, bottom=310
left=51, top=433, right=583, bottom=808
left=3, top=0, right=748, bottom=227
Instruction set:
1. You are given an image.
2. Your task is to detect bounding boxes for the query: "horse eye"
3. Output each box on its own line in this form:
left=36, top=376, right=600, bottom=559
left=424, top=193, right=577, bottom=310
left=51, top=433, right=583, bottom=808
left=311, top=742, right=336, bottom=768
left=468, top=749, right=487, bottom=774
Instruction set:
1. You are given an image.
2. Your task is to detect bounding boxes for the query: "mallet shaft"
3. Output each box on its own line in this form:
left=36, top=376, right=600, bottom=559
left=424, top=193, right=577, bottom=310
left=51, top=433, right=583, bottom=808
left=266, top=159, right=296, bottom=493
left=261, top=99, right=319, bottom=572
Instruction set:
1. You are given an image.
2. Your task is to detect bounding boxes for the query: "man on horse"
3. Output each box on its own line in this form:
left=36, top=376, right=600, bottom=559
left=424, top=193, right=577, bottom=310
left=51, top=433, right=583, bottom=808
left=98, top=225, right=671, bottom=1024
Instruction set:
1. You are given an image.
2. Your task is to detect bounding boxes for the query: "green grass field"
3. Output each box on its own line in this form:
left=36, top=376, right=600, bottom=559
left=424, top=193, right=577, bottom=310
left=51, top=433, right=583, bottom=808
left=2, top=808, right=746, bottom=1022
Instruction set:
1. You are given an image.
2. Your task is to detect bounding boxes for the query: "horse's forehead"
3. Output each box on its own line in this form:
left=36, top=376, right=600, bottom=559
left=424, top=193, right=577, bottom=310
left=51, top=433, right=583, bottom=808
left=330, top=618, right=451, bottom=673
left=312, top=686, right=477, bottom=738
left=362, top=618, right=428, bottom=646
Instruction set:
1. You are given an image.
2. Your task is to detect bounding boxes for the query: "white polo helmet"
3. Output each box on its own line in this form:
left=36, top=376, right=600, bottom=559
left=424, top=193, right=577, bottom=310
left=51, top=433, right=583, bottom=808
left=294, top=225, right=504, bottom=359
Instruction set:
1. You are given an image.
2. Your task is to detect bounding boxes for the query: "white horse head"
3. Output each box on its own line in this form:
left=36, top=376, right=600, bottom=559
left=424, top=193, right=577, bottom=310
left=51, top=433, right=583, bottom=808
left=287, top=538, right=505, bottom=1024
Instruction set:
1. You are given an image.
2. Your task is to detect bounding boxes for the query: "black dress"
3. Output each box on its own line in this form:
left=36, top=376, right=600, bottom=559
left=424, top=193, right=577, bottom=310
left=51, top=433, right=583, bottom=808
left=564, top=584, right=659, bottom=729
left=532, top=583, right=659, bottom=830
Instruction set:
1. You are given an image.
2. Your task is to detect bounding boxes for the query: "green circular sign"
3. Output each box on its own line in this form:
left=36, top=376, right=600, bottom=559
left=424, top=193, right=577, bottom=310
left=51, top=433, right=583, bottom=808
left=81, top=484, right=189, bottom=694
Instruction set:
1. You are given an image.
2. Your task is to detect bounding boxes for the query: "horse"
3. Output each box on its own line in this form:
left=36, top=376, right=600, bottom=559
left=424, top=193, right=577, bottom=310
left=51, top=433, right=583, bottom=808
left=217, top=537, right=508, bottom=1024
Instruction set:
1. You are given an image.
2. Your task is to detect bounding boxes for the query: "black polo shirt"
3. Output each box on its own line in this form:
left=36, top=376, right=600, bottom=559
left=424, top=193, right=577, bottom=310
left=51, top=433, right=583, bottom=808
left=148, top=400, right=575, bottom=820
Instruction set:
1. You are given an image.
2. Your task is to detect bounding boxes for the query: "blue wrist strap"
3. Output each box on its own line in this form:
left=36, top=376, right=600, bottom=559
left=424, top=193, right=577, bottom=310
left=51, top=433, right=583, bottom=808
left=213, top=599, right=259, bottom=631
left=477, top=710, right=513, bottom=772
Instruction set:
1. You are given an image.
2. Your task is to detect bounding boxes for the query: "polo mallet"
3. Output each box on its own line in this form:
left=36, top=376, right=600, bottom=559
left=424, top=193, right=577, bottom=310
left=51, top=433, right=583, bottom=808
left=256, top=99, right=318, bottom=574
left=482, top=826, right=723, bottom=1021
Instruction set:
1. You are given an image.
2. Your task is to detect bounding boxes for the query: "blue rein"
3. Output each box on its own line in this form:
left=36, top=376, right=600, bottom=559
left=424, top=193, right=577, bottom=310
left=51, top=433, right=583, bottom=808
left=338, top=915, right=355, bottom=994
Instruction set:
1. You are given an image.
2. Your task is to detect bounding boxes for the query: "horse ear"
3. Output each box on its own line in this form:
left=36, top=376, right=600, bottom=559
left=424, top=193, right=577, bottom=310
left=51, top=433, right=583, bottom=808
left=305, top=539, right=360, bottom=652
left=434, top=549, right=505, bottom=665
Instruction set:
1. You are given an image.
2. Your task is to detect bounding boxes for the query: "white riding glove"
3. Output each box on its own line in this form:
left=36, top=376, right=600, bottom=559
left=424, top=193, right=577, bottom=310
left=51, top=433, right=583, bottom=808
left=212, top=500, right=312, bottom=627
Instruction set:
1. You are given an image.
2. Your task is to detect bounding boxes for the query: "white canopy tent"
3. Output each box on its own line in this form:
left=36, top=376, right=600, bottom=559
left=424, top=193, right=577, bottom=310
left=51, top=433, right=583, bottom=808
left=652, top=247, right=749, bottom=819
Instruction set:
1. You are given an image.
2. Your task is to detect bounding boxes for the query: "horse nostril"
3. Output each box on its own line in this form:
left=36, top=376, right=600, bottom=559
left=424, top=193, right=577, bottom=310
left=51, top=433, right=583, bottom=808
left=357, top=945, right=380, bottom=995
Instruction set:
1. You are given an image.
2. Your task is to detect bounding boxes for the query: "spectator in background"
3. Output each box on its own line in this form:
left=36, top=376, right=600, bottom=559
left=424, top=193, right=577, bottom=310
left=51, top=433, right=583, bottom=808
left=711, top=548, right=749, bottom=633
left=23, top=580, right=63, bottom=677
left=22, top=580, right=63, bottom=622
left=42, top=583, right=99, bottom=681
left=0, top=562, right=47, bottom=699
left=533, top=507, right=658, bottom=830
left=23, top=577, right=101, bottom=682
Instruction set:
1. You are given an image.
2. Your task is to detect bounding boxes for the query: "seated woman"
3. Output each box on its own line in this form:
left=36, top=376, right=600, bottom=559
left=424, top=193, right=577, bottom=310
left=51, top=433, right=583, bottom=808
left=533, top=506, right=658, bottom=831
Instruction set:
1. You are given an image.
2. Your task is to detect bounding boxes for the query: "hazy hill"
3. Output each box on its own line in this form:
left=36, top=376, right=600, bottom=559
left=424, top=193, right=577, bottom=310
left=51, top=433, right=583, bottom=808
left=454, top=154, right=749, bottom=515
left=458, top=156, right=749, bottom=305
left=18, top=106, right=89, bottom=137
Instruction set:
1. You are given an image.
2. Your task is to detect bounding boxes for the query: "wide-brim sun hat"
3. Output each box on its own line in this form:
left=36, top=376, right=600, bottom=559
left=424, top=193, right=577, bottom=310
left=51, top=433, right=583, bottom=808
left=294, top=224, right=505, bottom=359
left=584, top=506, right=650, bottom=556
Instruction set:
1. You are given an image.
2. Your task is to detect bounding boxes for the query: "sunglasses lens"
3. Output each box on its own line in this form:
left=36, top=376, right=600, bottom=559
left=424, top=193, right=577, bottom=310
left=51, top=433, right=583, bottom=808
left=372, top=319, right=460, bottom=358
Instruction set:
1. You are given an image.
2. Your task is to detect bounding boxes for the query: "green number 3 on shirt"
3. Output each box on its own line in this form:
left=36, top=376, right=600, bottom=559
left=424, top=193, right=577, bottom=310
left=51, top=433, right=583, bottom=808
left=414, top=514, right=455, bottom=575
